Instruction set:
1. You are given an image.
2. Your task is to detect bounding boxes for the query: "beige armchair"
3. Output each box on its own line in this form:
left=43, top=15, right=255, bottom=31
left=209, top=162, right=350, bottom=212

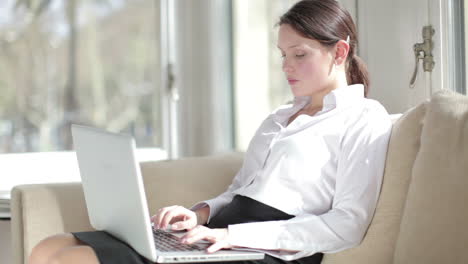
left=11, top=153, right=244, bottom=264
left=11, top=89, right=468, bottom=264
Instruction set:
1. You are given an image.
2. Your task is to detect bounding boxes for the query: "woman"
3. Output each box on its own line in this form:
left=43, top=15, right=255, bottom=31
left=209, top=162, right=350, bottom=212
left=29, top=1, right=392, bottom=264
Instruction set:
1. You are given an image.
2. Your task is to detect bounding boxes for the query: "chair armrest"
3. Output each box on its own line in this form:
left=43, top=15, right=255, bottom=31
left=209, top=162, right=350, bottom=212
left=11, top=182, right=92, bottom=264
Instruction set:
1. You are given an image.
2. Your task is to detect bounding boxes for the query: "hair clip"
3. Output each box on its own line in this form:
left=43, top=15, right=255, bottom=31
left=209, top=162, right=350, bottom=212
left=346, top=35, right=350, bottom=43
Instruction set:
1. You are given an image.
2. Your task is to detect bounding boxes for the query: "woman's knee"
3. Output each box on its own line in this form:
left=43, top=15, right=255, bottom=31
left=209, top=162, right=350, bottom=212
left=48, top=246, right=99, bottom=264
left=29, top=233, right=82, bottom=264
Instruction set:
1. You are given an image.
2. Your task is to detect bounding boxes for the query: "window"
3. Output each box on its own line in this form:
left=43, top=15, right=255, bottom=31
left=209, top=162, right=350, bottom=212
left=0, top=0, right=163, bottom=153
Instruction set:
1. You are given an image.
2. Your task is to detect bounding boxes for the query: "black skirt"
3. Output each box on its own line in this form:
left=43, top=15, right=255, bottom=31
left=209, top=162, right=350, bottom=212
left=73, top=195, right=323, bottom=264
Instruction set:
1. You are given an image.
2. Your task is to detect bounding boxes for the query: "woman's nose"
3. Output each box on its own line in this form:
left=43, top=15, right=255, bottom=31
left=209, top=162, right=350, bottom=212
left=282, top=59, right=293, bottom=73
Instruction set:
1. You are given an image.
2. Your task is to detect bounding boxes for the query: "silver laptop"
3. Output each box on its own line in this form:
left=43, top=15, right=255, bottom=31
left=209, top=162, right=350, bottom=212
left=71, top=124, right=265, bottom=263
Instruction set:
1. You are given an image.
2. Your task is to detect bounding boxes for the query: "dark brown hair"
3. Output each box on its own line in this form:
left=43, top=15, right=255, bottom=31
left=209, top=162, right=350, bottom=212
left=279, top=0, right=370, bottom=97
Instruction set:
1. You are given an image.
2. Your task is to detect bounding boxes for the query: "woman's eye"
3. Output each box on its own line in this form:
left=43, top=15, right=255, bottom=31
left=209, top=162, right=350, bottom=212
left=281, top=53, right=305, bottom=59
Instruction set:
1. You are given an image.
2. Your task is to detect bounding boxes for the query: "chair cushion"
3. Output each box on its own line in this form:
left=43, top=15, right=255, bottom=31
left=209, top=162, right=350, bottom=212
left=394, top=90, right=468, bottom=263
left=323, top=103, right=426, bottom=264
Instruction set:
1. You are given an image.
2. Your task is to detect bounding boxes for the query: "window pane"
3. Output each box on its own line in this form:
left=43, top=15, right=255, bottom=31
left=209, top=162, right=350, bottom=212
left=0, top=0, right=162, bottom=153
left=232, top=0, right=298, bottom=151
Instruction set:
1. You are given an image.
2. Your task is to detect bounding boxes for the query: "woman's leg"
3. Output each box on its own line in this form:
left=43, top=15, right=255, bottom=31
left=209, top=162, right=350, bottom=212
left=29, top=233, right=99, bottom=264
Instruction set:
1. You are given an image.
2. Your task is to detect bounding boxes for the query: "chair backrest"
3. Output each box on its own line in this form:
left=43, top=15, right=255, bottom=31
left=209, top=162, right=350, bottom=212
left=323, top=103, right=427, bottom=264
left=140, top=152, right=243, bottom=215
left=393, top=90, right=468, bottom=263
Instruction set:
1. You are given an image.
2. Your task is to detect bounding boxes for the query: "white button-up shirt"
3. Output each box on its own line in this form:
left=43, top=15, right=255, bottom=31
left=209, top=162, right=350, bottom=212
left=193, top=84, right=393, bottom=260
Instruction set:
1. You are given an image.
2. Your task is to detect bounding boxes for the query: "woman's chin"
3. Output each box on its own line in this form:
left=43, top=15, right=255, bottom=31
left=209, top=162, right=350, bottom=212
left=290, top=88, right=308, bottom=97
left=290, top=86, right=302, bottom=96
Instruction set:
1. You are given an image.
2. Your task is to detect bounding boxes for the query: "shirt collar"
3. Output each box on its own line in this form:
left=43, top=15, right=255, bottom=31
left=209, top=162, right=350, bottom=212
left=271, top=84, right=365, bottom=124
left=321, top=83, right=364, bottom=108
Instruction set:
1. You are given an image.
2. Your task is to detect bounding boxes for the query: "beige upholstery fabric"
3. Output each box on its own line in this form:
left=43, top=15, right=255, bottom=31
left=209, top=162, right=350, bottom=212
left=323, top=103, right=427, bottom=264
left=141, top=152, right=243, bottom=215
left=11, top=183, right=93, bottom=264
left=11, top=152, right=243, bottom=264
left=393, top=90, right=468, bottom=264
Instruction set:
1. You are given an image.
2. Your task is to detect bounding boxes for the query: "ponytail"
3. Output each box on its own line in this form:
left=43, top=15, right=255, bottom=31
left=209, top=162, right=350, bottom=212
left=347, top=55, right=370, bottom=98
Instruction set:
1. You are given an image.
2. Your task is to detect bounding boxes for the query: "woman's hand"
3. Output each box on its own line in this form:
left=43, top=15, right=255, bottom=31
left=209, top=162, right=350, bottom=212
left=151, top=205, right=198, bottom=231
left=181, top=226, right=233, bottom=253
left=151, top=205, right=229, bottom=253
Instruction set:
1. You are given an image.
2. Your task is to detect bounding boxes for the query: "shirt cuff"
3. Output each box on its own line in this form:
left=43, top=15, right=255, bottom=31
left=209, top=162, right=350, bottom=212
left=227, top=221, right=284, bottom=250
left=190, top=202, right=208, bottom=212
left=191, top=194, right=232, bottom=224
left=202, top=199, right=224, bottom=223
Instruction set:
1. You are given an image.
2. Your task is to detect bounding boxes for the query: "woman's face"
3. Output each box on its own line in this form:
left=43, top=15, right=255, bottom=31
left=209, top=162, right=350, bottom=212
left=277, top=24, right=336, bottom=97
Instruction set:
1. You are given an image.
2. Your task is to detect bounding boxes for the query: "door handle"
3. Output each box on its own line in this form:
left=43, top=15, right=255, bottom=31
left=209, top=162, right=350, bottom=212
left=410, top=25, right=435, bottom=88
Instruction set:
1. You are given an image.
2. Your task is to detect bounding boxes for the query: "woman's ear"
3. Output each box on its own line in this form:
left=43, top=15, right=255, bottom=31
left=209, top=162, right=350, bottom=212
left=334, top=40, right=350, bottom=66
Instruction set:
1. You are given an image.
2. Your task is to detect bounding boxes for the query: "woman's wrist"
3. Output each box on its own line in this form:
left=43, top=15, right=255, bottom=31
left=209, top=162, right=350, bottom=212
left=194, top=205, right=210, bottom=225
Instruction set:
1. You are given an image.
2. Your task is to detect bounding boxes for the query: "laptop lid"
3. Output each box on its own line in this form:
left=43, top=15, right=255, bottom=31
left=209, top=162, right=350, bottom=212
left=71, top=124, right=158, bottom=261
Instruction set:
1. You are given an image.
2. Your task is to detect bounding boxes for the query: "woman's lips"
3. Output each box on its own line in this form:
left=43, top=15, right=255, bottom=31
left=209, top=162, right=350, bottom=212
left=288, top=79, right=298, bottom=85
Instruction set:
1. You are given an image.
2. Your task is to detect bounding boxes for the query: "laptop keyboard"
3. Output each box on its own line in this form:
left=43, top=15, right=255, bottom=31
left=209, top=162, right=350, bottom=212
left=153, top=229, right=207, bottom=252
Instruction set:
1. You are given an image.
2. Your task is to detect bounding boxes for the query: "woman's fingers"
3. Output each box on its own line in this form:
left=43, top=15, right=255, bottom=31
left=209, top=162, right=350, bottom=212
left=151, top=206, right=197, bottom=230
left=152, top=210, right=232, bottom=253
left=151, top=206, right=176, bottom=229
left=181, top=225, right=211, bottom=244
left=160, top=206, right=185, bottom=229
left=207, top=240, right=230, bottom=253
left=164, top=207, right=197, bottom=230
left=171, top=218, right=195, bottom=231
left=181, top=227, right=232, bottom=253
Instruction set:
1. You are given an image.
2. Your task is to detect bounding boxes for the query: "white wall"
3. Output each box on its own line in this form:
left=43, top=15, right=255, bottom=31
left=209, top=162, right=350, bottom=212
left=356, top=0, right=462, bottom=113
left=356, top=0, right=431, bottom=114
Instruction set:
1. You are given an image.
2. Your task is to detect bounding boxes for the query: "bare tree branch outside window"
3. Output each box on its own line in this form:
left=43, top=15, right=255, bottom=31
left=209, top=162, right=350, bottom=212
left=0, top=0, right=162, bottom=153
